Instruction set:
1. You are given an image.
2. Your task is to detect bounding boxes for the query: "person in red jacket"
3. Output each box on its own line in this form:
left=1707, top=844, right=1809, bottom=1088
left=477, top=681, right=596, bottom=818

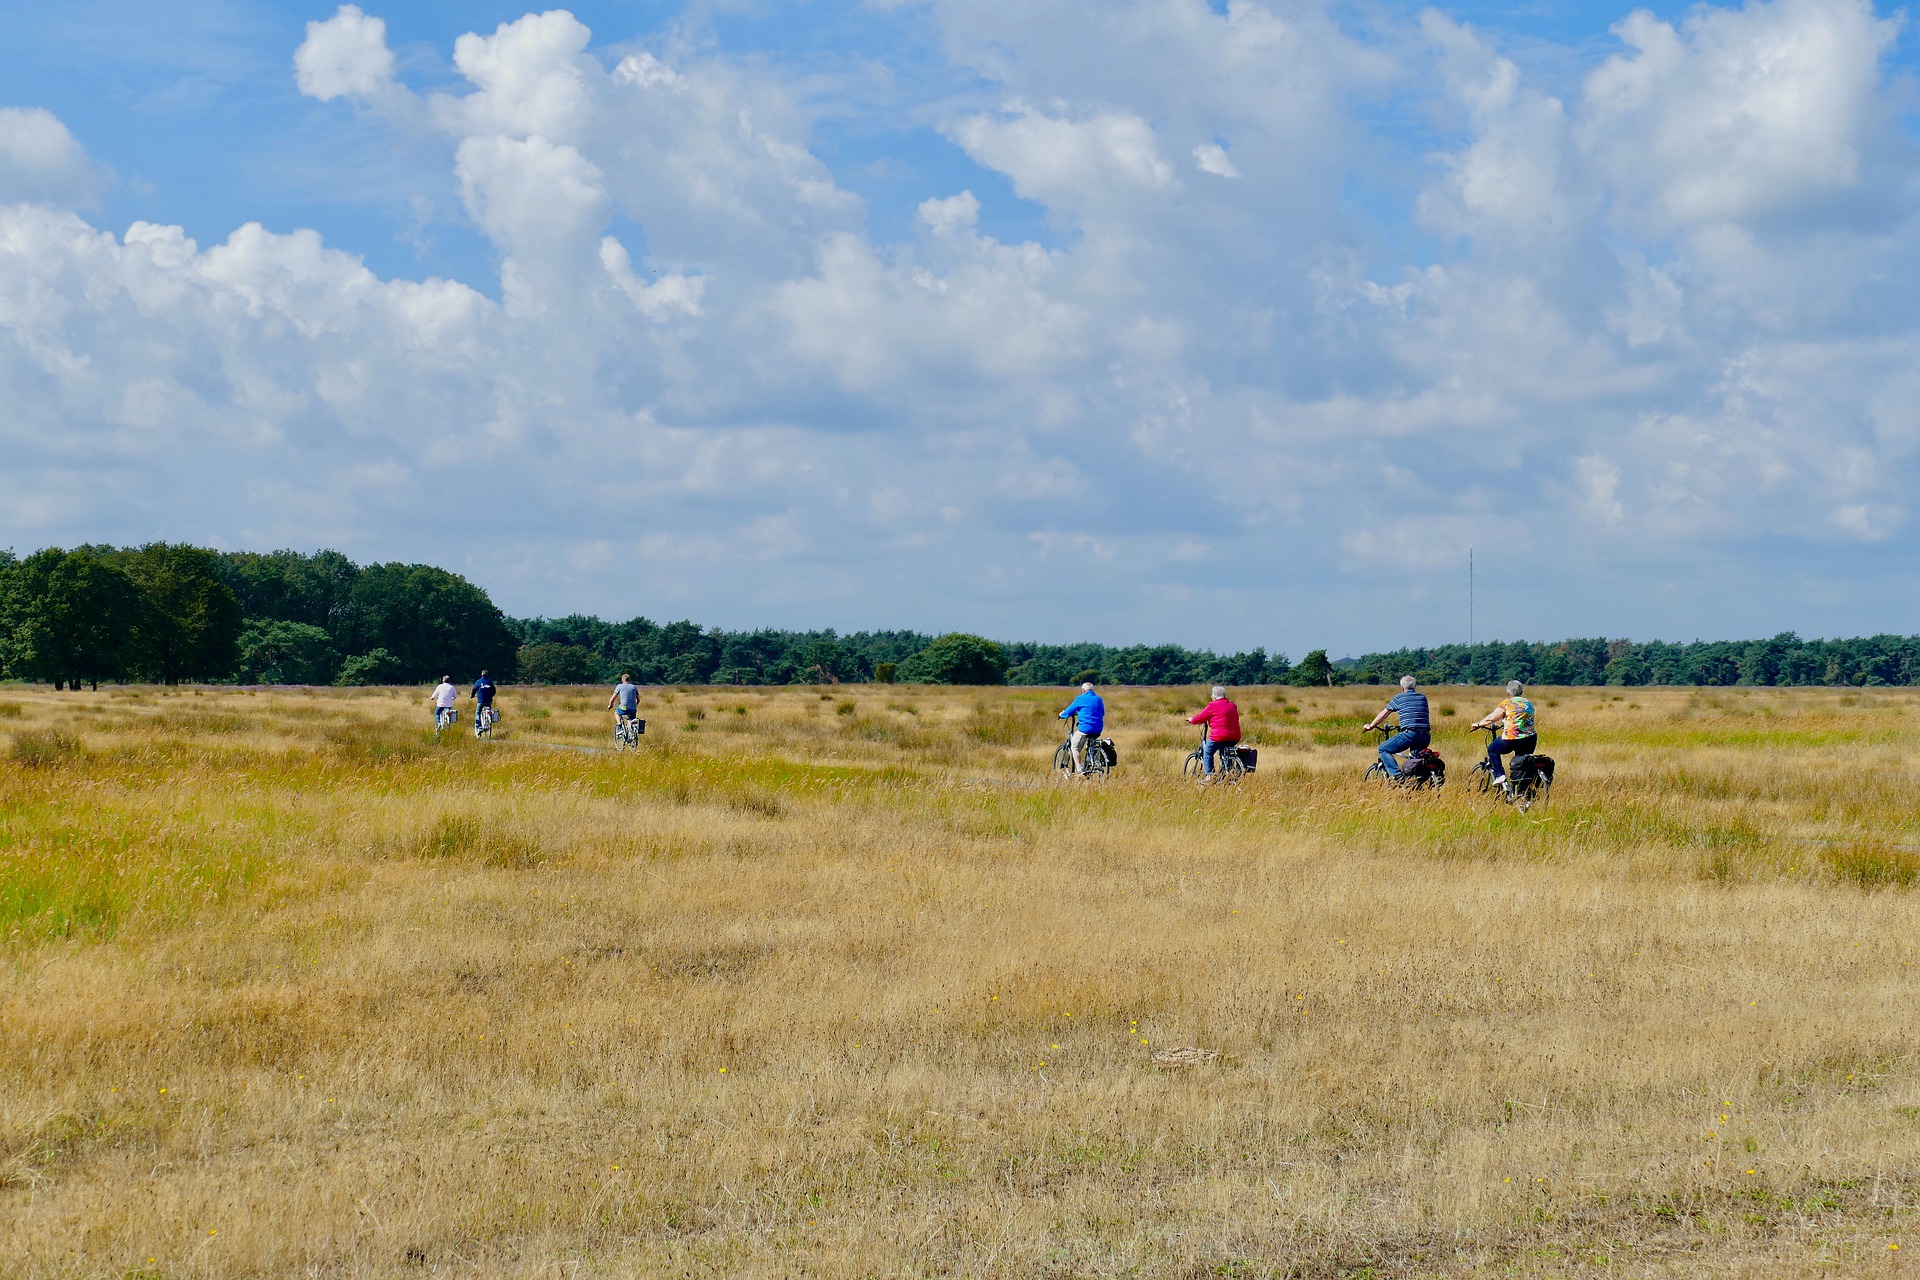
left=1188, top=685, right=1242, bottom=775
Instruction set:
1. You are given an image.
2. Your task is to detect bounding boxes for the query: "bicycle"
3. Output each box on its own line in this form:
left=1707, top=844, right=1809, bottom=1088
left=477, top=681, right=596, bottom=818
left=1470, top=725, right=1552, bottom=811
left=1054, top=733, right=1113, bottom=780
left=1182, top=734, right=1246, bottom=784
left=1364, top=724, right=1444, bottom=788
left=474, top=704, right=497, bottom=739
left=434, top=706, right=457, bottom=733
left=613, top=713, right=646, bottom=750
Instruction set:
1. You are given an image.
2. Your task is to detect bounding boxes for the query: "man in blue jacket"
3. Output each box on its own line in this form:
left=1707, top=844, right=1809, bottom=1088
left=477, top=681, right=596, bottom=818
left=1059, top=680, right=1106, bottom=775
left=470, top=669, right=497, bottom=730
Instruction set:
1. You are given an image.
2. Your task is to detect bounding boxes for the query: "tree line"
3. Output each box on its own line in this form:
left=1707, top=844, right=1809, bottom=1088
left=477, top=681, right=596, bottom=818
left=1347, top=635, right=1920, bottom=687
left=0, top=545, right=517, bottom=688
left=4, top=543, right=1918, bottom=689
left=508, top=615, right=1298, bottom=687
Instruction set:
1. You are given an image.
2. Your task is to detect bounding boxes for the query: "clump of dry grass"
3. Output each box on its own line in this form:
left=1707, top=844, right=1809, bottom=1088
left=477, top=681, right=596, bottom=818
left=2, top=683, right=1920, bottom=1276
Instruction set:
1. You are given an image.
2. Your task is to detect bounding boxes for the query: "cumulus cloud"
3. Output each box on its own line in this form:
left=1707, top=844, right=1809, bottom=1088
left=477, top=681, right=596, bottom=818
left=1582, top=0, right=1897, bottom=227
left=951, top=105, right=1176, bottom=210
left=8, top=0, right=1920, bottom=646
left=293, top=5, right=396, bottom=103
left=0, top=107, right=105, bottom=207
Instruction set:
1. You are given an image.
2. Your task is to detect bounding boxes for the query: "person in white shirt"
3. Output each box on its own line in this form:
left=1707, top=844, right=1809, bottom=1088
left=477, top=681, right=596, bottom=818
left=431, top=675, right=458, bottom=727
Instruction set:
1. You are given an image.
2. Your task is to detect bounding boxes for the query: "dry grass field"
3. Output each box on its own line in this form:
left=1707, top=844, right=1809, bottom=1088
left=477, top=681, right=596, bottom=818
left=4, top=681, right=1920, bottom=1278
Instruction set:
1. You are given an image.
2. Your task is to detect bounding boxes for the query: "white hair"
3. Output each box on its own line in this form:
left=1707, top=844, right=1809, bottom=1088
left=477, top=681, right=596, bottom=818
left=1506, top=679, right=1524, bottom=696
left=1210, top=685, right=1226, bottom=699
left=1082, top=681, right=1095, bottom=691
left=1400, top=675, right=1417, bottom=689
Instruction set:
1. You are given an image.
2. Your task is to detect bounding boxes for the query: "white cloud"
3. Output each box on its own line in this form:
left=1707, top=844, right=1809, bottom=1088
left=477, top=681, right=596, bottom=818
left=443, top=11, right=596, bottom=140
left=1582, top=0, right=1898, bottom=227
left=951, top=105, right=1175, bottom=212
left=293, top=5, right=396, bottom=104
left=11, top=0, right=1920, bottom=647
left=1193, top=143, right=1240, bottom=179
left=598, top=237, right=704, bottom=320
left=0, top=107, right=105, bottom=207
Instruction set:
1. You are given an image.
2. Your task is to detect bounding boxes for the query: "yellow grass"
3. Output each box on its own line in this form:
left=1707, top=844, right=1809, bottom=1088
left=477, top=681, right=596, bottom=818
left=3, top=682, right=1919, bottom=1277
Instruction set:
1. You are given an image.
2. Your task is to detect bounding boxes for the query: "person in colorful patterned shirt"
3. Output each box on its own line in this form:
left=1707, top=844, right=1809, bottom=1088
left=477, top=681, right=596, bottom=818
left=1471, top=680, right=1538, bottom=795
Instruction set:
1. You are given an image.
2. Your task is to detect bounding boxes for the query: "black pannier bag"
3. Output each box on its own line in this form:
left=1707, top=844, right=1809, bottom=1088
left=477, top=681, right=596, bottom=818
left=1237, top=746, right=1257, bottom=772
left=1511, top=754, right=1553, bottom=785
left=1098, top=738, right=1118, bottom=767
left=1405, top=748, right=1445, bottom=780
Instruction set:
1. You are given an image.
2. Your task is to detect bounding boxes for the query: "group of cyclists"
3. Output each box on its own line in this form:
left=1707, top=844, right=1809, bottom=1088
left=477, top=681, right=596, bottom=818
left=1058, top=674, right=1542, bottom=794
left=430, top=666, right=1543, bottom=792
left=432, top=671, right=644, bottom=735
left=431, top=671, right=499, bottom=731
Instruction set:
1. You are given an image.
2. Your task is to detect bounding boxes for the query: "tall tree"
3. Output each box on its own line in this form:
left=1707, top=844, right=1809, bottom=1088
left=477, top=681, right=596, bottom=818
left=340, top=563, right=518, bottom=682
left=898, top=633, right=1008, bottom=685
left=117, top=543, right=243, bottom=684
left=2, top=548, right=146, bottom=690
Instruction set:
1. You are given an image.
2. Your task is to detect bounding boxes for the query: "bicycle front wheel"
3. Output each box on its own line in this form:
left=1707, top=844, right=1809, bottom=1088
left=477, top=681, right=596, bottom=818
left=1182, top=750, right=1205, bottom=780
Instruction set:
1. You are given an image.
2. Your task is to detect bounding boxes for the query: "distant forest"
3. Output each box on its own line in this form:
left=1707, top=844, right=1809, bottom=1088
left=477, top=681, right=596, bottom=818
left=1, top=544, right=1917, bottom=688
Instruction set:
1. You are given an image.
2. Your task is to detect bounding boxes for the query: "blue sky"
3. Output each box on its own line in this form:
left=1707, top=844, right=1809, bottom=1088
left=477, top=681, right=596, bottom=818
left=4, top=0, right=1920, bottom=656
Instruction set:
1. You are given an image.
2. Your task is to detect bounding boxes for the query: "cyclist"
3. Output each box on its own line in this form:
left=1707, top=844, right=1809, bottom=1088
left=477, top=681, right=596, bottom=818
left=1471, top=679, right=1537, bottom=795
left=431, top=675, right=458, bottom=727
left=607, top=672, right=641, bottom=733
left=1362, top=675, right=1430, bottom=781
left=471, top=669, right=497, bottom=730
left=1058, top=680, right=1106, bottom=776
left=1187, top=685, right=1241, bottom=775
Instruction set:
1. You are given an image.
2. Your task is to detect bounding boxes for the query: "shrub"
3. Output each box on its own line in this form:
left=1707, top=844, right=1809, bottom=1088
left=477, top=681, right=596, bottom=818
left=1073, top=668, right=1102, bottom=686
left=236, top=620, right=339, bottom=685
left=872, top=662, right=898, bottom=684
left=899, top=634, right=1007, bottom=686
left=335, top=648, right=407, bottom=686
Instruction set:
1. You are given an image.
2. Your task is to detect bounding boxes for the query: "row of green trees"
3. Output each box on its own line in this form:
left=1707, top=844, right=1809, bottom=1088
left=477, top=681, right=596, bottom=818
left=0, top=545, right=243, bottom=689
left=0, top=546, right=517, bottom=688
left=8, top=543, right=1919, bottom=690
left=1347, top=634, right=1920, bottom=687
left=507, top=613, right=1308, bottom=687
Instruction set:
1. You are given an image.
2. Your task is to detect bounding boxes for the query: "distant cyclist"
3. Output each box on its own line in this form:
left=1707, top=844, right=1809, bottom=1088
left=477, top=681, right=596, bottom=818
left=1058, top=680, right=1106, bottom=776
left=1363, top=675, right=1430, bottom=781
left=1187, top=685, right=1241, bottom=775
left=471, top=669, right=497, bottom=729
left=608, top=673, right=641, bottom=730
left=1471, top=679, right=1537, bottom=796
left=431, top=675, right=458, bottom=727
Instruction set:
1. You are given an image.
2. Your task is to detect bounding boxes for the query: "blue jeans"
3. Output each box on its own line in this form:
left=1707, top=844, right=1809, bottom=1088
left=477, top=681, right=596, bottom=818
left=1379, top=729, right=1429, bottom=777
left=1203, top=738, right=1240, bottom=774
left=1487, top=735, right=1536, bottom=780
